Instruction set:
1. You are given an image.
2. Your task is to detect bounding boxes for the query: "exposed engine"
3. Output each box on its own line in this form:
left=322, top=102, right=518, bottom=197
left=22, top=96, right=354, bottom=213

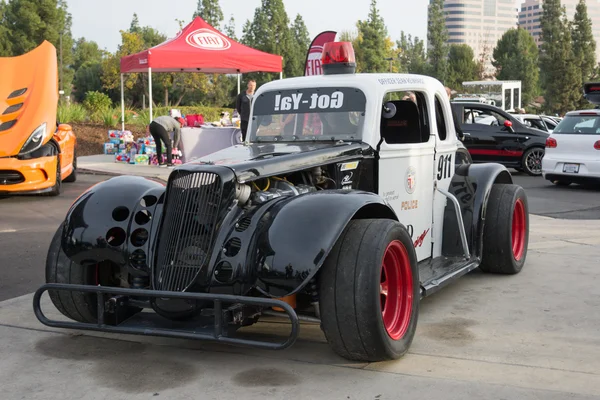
left=235, top=166, right=337, bottom=207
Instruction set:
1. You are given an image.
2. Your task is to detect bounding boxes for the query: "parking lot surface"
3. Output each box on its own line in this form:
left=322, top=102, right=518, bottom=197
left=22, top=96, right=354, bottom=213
left=0, top=171, right=599, bottom=399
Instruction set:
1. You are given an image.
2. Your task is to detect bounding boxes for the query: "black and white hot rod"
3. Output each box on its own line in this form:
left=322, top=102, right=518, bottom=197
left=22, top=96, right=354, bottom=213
left=34, top=42, right=529, bottom=362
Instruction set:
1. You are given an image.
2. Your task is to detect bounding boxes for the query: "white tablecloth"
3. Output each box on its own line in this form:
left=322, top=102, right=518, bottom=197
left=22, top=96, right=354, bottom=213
left=176, top=126, right=242, bottom=163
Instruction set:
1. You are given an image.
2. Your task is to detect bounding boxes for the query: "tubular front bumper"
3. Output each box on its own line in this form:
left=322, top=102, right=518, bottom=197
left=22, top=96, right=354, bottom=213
left=0, top=155, right=56, bottom=194
left=33, top=284, right=300, bottom=350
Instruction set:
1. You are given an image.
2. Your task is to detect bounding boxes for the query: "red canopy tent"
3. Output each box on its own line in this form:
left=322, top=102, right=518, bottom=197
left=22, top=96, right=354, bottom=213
left=118, top=16, right=283, bottom=128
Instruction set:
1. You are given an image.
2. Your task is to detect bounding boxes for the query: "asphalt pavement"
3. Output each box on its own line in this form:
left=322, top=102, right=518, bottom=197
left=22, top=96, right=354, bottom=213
left=0, top=174, right=108, bottom=301
left=0, top=171, right=598, bottom=303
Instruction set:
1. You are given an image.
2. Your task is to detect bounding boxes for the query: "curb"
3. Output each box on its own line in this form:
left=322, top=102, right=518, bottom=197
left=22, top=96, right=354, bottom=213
left=78, top=167, right=168, bottom=184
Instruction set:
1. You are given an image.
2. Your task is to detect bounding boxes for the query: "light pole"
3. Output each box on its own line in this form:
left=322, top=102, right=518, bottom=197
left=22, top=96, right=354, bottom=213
left=384, top=57, right=393, bottom=73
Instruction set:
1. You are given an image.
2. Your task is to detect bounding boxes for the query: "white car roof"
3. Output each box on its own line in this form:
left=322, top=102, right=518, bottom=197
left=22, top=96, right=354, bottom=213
left=564, top=109, right=600, bottom=116
left=251, top=73, right=454, bottom=149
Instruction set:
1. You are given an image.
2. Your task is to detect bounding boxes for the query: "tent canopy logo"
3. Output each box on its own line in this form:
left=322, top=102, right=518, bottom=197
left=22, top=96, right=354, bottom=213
left=186, top=28, right=231, bottom=50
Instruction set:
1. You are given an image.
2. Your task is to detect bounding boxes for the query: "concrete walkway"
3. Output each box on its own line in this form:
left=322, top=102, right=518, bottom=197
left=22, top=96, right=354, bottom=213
left=79, top=155, right=171, bottom=182
left=1, top=215, right=599, bottom=399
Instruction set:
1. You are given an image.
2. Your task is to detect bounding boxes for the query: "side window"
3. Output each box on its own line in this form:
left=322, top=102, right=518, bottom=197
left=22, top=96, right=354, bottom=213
left=434, top=96, right=448, bottom=140
left=380, top=90, right=430, bottom=144
left=466, top=107, right=507, bottom=127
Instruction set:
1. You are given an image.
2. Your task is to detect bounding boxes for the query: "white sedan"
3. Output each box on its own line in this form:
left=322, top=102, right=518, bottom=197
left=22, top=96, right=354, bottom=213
left=542, top=110, right=600, bottom=186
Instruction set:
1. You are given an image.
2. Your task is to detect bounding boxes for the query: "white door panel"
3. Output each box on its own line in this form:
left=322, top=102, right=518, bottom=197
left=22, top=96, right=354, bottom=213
left=378, top=144, right=435, bottom=262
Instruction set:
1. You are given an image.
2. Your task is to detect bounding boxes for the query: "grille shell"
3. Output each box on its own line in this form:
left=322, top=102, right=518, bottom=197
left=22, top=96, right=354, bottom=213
left=153, top=170, right=228, bottom=292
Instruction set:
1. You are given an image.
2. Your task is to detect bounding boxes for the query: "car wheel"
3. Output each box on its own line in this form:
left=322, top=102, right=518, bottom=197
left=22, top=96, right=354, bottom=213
left=63, top=149, right=77, bottom=183
left=46, top=155, right=62, bottom=196
left=521, top=147, right=544, bottom=176
left=319, top=219, right=419, bottom=362
left=480, top=184, right=529, bottom=274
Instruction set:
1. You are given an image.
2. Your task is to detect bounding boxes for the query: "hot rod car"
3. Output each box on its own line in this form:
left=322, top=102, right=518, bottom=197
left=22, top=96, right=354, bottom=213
left=34, top=42, right=529, bottom=362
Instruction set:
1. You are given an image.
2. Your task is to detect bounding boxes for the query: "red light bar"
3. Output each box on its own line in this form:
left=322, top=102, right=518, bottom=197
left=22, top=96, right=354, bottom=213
left=321, top=42, right=356, bottom=75
left=578, top=112, right=599, bottom=115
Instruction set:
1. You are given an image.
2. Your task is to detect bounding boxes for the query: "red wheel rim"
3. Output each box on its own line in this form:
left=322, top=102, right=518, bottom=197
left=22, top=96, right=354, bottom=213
left=512, top=198, right=526, bottom=261
left=380, top=240, right=413, bottom=340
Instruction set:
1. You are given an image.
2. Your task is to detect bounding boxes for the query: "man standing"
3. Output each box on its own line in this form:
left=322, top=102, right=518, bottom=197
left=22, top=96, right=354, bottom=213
left=236, top=79, right=256, bottom=141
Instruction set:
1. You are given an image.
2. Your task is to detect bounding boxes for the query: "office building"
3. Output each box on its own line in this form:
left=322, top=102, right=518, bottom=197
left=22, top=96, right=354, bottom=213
left=519, top=0, right=600, bottom=61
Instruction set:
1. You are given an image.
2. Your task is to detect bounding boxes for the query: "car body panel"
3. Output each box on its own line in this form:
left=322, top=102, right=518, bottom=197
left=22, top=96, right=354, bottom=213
left=452, top=102, right=548, bottom=167
left=542, top=112, right=600, bottom=182
left=0, top=41, right=76, bottom=194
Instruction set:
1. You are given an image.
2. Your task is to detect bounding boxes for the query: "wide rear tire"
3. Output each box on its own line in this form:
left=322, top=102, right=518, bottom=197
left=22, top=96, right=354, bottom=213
left=318, top=219, right=420, bottom=362
left=480, top=184, right=529, bottom=274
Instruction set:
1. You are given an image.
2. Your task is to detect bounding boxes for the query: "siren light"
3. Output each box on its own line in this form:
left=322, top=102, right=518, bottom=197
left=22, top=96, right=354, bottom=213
left=321, top=42, right=356, bottom=75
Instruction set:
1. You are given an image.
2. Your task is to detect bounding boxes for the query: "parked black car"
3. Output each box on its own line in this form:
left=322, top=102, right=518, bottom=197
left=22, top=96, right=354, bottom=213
left=451, top=102, right=549, bottom=175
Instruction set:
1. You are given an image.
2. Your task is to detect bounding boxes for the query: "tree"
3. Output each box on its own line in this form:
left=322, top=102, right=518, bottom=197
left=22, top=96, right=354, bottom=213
left=492, top=28, right=539, bottom=105
left=446, top=44, right=478, bottom=89
left=572, top=0, right=597, bottom=108
left=72, top=38, right=105, bottom=71
left=130, top=13, right=141, bottom=34
left=354, top=0, right=389, bottom=73
left=3, top=0, right=75, bottom=95
left=540, top=0, right=581, bottom=114
left=287, top=14, right=311, bottom=77
left=72, top=62, right=103, bottom=102
left=397, top=31, right=428, bottom=74
left=193, top=0, right=223, bottom=27
left=427, top=0, right=449, bottom=82
left=0, top=1, right=11, bottom=56
left=241, top=0, right=294, bottom=82
left=224, top=15, right=237, bottom=40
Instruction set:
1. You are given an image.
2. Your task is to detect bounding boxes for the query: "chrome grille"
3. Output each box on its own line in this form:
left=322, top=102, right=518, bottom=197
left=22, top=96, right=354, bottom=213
left=154, top=171, right=223, bottom=291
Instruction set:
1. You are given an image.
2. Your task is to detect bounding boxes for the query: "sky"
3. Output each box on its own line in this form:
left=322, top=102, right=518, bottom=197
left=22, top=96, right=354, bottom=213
left=65, top=0, right=431, bottom=52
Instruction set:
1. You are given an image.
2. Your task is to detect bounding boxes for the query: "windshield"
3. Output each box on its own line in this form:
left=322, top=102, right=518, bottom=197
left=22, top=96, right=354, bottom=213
left=553, top=115, right=600, bottom=134
left=249, top=87, right=366, bottom=142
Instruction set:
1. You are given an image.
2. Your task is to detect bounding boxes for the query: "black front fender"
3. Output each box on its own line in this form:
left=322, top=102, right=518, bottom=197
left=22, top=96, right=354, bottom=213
left=249, top=190, right=398, bottom=298
left=61, top=176, right=166, bottom=273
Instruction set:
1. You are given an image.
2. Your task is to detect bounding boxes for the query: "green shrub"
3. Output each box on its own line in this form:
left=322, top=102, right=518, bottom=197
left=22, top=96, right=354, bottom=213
left=57, top=103, right=87, bottom=124
left=98, top=108, right=120, bottom=128
left=83, top=91, right=113, bottom=114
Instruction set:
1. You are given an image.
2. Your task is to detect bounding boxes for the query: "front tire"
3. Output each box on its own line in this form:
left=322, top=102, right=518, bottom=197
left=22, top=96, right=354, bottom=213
left=480, top=184, right=529, bottom=274
left=46, top=155, right=62, bottom=196
left=63, top=149, right=77, bottom=183
left=319, top=219, right=420, bottom=362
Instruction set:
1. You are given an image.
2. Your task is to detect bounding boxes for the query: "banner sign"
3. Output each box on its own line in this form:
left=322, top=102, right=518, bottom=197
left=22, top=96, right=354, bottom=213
left=253, top=87, right=366, bottom=115
left=304, top=31, right=337, bottom=76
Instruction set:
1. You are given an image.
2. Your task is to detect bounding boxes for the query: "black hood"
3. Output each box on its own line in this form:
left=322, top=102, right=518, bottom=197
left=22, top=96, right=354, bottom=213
left=186, top=142, right=373, bottom=182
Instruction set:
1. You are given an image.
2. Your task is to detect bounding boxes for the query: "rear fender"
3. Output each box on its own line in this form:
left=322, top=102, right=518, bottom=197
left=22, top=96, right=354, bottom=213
left=208, top=190, right=398, bottom=298
left=441, top=163, right=512, bottom=259
left=60, top=176, right=166, bottom=275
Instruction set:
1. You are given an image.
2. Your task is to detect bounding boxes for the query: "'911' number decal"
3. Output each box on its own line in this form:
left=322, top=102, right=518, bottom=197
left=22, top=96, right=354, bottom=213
left=437, top=154, right=452, bottom=180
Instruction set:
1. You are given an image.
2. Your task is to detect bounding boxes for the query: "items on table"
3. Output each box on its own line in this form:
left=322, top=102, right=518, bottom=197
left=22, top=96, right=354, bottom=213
left=104, top=129, right=182, bottom=165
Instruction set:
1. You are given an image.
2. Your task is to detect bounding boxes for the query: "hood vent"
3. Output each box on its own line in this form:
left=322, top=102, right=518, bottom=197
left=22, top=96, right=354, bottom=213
left=8, top=88, right=27, bottom=99
left=0, top=120, right=17, bottom=132
left=3, top=103, right=23, bottom=115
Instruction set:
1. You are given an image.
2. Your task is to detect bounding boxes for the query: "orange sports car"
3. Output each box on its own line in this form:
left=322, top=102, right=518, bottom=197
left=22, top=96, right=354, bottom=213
left=0, top=40, right=76, bottom=196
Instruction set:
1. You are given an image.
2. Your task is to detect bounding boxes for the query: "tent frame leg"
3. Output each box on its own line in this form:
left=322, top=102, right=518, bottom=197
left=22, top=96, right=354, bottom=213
left=237, top=73, right=241, bottom=95
left=120, top=73, right=125, bottom=132
left=149, top=67, right=153, bottom=121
